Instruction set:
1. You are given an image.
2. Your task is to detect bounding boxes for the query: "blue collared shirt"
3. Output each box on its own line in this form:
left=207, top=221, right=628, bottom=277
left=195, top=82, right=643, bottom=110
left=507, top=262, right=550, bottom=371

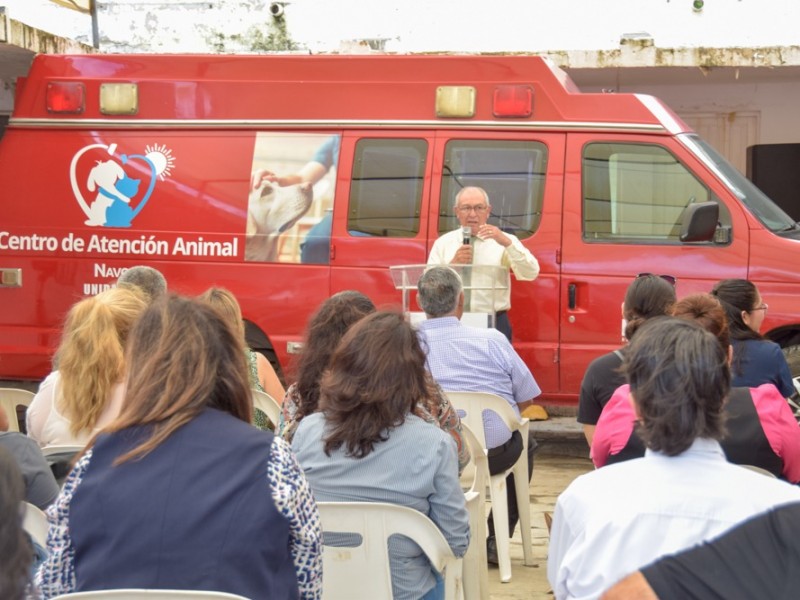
left=417, top=317, right=541, bottom=448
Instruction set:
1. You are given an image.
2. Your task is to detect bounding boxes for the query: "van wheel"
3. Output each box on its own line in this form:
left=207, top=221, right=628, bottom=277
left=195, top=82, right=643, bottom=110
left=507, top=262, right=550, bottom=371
left=258, top=347, right=285, bottom=386
left=783, top=344, right=800, bottom=384
left=782, top=345, right=800, bottom=424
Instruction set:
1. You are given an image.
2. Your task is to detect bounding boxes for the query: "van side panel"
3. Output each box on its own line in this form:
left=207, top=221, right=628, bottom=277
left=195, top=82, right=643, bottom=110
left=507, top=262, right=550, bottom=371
left=558, top=132, right=751, bottom=395
left=0, top=128, right=331, bottom=378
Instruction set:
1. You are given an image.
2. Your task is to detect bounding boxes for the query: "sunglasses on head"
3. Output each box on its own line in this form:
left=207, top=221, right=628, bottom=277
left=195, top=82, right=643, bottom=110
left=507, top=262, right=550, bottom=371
left=636, top=273, right=677, bottom=286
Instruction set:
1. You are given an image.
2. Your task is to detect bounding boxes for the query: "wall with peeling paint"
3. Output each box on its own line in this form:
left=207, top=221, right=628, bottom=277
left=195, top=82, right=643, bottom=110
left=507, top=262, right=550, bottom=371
left=10, top=0, right=800, bottom=61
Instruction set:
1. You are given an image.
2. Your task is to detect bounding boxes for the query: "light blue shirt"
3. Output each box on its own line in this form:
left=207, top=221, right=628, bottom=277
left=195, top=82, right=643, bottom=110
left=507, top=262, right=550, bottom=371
left=292, top=412, right=470, bottom=600
left=417, top=316, right=541, bottom=448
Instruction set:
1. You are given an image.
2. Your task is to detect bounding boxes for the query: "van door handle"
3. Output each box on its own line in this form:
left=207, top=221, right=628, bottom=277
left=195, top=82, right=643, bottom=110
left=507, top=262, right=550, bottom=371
left=568, top=283, right=577, bottom=310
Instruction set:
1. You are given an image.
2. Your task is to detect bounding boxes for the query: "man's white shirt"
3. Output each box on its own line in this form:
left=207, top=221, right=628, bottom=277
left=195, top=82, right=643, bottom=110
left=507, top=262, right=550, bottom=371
left=427, top=228, right=539, bottom=313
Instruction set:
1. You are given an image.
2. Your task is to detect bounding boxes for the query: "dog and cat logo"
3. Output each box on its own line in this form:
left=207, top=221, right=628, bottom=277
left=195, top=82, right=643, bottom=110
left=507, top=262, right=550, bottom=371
left=70, top=142, right=175, bottom=228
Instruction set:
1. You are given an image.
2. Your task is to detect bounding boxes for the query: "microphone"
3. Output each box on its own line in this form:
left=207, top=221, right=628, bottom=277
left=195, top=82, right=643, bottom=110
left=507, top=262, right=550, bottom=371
left=462, top=226, right=471, bottom=246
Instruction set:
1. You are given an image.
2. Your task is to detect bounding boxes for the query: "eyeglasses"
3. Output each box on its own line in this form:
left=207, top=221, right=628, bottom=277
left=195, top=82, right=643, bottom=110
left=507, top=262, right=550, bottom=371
left=456, top=204, right=489, bottom=214
left=751, top=303, right=768, bottom=312
left=636, top=273, right=677, bottom=286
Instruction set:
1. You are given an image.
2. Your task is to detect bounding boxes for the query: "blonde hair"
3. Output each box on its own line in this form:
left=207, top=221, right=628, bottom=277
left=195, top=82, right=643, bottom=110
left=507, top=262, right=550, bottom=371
left=199, top=287, right=246, bottom=341
left=55, top=286, right=148, bottom=436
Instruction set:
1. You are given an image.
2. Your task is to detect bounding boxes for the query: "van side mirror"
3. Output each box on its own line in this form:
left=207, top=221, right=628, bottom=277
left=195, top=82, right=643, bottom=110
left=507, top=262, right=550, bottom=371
left=680, top=201, right=719, bottom=242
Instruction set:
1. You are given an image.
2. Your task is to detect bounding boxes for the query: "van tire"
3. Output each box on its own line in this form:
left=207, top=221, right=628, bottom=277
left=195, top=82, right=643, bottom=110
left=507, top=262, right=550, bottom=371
left=783, top=344, right=800, bottom=387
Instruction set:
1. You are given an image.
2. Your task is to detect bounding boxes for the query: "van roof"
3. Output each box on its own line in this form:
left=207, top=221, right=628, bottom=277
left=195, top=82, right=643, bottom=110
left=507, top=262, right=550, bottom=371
left=13, top=54, right=685, bottom=132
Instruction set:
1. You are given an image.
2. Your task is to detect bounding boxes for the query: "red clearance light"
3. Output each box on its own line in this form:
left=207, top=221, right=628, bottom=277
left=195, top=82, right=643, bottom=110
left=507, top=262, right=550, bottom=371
left=46, top=82, right=85, bottom=114
left=493, top=85, right=533, bottom=118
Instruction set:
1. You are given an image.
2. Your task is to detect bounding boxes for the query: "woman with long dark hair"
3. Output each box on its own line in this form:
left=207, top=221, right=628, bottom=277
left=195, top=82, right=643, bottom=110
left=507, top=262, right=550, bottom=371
left=292, top=311, right=470, bottom=600
left=711, top=278, right=794, bottom=397
left=280, top=291, right=469, bottom=472
left=35, top=296, right=322, bottom=599
left=577, top=274, right=677, bottom=444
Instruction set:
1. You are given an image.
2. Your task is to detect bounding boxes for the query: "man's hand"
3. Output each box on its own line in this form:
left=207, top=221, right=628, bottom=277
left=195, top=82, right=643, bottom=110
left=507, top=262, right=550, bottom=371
left=477, top=224, right=511, bottom=247
left=450, top=245, right=473, bottom=265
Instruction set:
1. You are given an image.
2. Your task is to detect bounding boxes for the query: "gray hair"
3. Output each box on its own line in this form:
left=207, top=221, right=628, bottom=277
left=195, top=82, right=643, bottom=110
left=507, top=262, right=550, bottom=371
left=417, top=266, right=462, bottom=318
left=117, top=266, right=167, bottom=301
left=454, top=186, right=490, bottom=208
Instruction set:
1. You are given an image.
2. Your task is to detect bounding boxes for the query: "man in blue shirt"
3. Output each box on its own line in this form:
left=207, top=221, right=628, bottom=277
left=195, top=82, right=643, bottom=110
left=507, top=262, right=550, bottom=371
left=416, top=265, right=541, bottom=565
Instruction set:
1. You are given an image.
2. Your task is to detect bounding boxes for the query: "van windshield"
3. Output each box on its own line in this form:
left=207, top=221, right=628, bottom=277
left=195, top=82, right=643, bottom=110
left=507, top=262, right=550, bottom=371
left=682, top=134, right=798, bottom=233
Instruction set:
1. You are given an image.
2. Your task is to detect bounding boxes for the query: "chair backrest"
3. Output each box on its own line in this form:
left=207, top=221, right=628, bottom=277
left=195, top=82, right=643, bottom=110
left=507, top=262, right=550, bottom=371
left=317, top=501, right=463, bottom=600
left=445, top=391, right=526, bottom=450
left=51, top=590, right=252, bottom=599
left=0, top=387, right=35, bottom=432
left=22, top=501, right=49, bottom=548
left=251, top=389, right=281, bottom=428
left=740, top=464, right=778, bottom=478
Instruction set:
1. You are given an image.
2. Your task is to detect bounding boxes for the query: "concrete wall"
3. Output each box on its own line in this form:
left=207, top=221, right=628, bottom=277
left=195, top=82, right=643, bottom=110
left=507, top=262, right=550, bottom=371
left=8, top=0, right=800, bottom=56
left=618, top=79, right=800, bottom=145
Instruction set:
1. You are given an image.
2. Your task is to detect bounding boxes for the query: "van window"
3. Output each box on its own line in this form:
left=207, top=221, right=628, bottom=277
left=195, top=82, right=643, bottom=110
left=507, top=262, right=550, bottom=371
left=348, top=138, right=427, bottom=237
left=439, top=140, right=547, bottom=239
left=583, top=142, right=729, bottom=242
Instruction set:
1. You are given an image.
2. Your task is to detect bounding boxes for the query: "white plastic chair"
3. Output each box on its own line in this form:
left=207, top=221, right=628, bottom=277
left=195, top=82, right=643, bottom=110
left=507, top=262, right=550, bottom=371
left=51, top=590, right=252, bottom=599
left=740, top=464, right=778, bottom=478
left=22, top=501, right=49, bottom=548
left=317, top=501, right=464, bottom=600
left=446, top=391, right=534, bottom=583
left=0, top=387, right=34, bottom=432
left=459, top=424, right=490, bottom=600
left=251, top=389, right=281, bottom=429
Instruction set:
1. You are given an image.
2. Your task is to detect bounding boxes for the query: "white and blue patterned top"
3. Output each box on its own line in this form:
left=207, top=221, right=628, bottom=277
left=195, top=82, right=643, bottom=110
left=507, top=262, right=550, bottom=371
left=33, top=436, right=322, bottom=600
left=418, top=316, right=541, bottom=448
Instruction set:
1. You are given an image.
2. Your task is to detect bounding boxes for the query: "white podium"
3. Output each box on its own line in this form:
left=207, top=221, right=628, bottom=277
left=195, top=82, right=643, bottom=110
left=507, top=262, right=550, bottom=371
left=389, top=264, right=509, bottom=329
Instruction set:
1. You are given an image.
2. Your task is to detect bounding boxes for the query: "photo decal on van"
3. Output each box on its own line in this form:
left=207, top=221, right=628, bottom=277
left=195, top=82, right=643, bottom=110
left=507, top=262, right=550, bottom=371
left=70, top=142, right=175, bottom=228
left=246, top=133, right=338, bottom=264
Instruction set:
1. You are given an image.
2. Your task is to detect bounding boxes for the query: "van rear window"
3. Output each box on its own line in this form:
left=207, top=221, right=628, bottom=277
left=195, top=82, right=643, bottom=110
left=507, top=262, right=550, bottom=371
left=438, top=140, right=546, bottom=240
left=348, top=139, right=428, bottom=238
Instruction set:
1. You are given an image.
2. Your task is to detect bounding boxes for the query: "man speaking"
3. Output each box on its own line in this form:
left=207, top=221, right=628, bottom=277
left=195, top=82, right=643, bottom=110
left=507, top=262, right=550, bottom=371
left=427, top=186, right=539, bottom=340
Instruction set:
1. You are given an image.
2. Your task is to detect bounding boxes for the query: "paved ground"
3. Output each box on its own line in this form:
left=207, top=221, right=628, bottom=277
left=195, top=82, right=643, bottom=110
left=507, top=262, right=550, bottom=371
left=484, top=415, right=594, bottom=599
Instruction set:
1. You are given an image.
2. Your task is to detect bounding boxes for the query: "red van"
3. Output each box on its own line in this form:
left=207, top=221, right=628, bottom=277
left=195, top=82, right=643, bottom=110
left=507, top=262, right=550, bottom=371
left=1, top=54, right=799, bottom=403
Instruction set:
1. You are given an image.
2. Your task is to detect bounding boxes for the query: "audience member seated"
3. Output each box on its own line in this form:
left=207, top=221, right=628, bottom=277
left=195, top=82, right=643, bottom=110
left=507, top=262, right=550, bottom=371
left=27, top=286, right=148, bottom=447
left=711, top=278, right=794, bottom=397
left=548, top=317, right=800, bottom=600
left=416, top=265, right=539, bottom=564
left=34, top=295, right=322, bottom=600
left=200, top=287, right=285, bottom=430
left=292, top=311, right=470, bottom=600
left=0, top=445, right=35, bottom=600
left=0, top=405, right=59, bottom=509
left=602, top=502, right=800, bottom=600
left=592, top=294, right=800, bottom=481
left=280, top=290, right=469, bottom=472
left=116, top=265, right=167, bottom=302
left=577, top=273, right=676, bottom=445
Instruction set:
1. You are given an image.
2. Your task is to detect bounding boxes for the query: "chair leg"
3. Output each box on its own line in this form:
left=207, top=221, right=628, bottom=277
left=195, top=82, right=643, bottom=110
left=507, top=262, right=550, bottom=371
left=512, top=457, right=534, bottom=566
left=463, top=493, right=481, bottom=600
left=488, top=475, right=512, bottom=583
